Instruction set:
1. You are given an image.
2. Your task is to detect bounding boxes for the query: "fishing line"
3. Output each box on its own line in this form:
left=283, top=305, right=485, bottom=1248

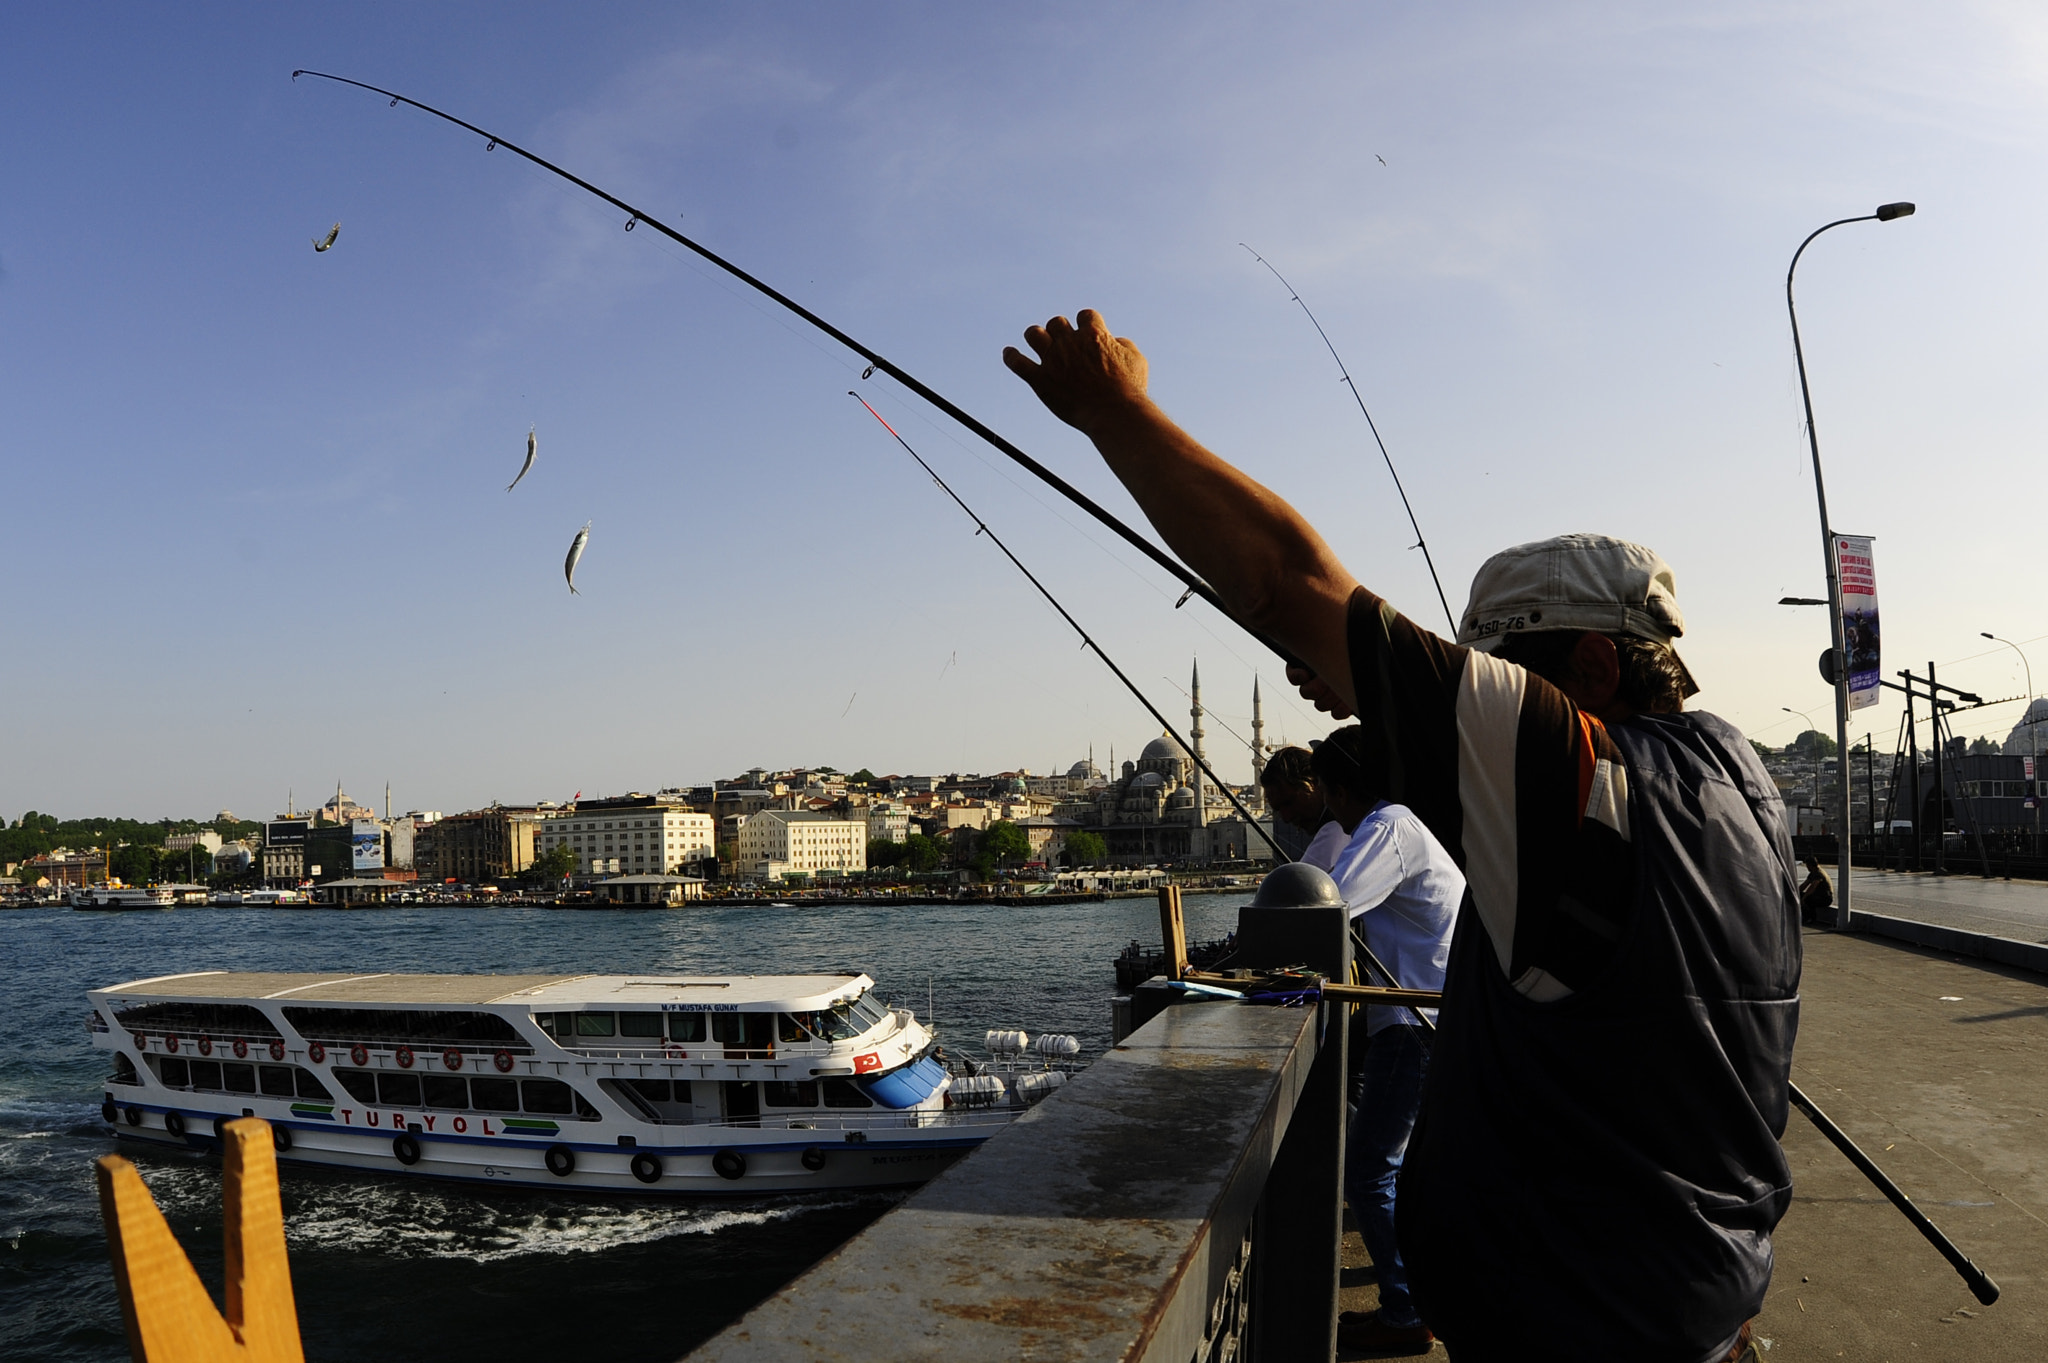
left=849, top=391, right=1286, bottom=861
left=293, top=70, right=1260, bottom=645
left=1241, top=243, right=1457, bottom=636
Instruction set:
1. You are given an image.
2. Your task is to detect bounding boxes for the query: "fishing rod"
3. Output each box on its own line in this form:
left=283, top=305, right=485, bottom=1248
left=1241, top=244, right=1457, bottom=636
left=292, top=70, right=1257, bottom=638
left=849, top=391, right=1285, bottom=863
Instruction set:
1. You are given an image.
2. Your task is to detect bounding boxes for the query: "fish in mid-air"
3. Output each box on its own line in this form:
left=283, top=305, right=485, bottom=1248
left=313, top=223, right=340, bottom=252
left=508, top=426, right=536, bottom=491
left=564, top=521, right=590, bottom=594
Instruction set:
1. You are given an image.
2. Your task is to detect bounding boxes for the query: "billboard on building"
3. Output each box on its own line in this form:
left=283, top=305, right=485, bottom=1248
left=1834, top=534, right=1879, bottom=711
left=265, top=820, right=308, bottom=847
left=351, top=820, right=385, bottom=872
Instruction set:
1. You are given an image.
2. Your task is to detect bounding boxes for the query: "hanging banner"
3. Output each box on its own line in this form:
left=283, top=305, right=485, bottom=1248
left=1834, top=534, right=1879, bottom=711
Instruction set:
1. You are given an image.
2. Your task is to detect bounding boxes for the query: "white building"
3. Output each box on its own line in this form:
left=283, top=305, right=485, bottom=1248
left=537, top=800, right=717, bottom=878
left=736, top=810, right=867, bottom=879
left=165, top=830, right=224, bottom=855
left=866, top=803, right=911, bottom=845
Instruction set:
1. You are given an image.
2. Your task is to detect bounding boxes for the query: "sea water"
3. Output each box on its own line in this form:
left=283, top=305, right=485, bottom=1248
left=0, top=893, right=1245, bottom=1362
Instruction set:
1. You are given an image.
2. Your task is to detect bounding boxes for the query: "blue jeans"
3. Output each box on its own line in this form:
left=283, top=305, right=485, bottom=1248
left=1347, top=1024, right=1428, bottom=1328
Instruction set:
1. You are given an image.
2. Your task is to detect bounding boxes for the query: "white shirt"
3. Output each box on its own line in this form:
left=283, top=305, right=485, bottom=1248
left=1329, top=800, right=1465, bottom=1034
left=1301, top=819, right=1349, bottom=873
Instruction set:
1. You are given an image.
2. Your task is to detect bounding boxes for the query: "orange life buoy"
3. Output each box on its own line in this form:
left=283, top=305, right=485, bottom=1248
left=350, top=1043, right=369, bottom=1067
left=269, top=1040, right=286, bottom=1062
left=308, top=1041, right=326, bottom=1064
left=493, top=1049, right=514, bottom=1073
left=395, top=1046, right=415, bottom=1070
left=442, top=1048, right=463, bottom=1072
left=232, top=1037, right=248, bottom=1059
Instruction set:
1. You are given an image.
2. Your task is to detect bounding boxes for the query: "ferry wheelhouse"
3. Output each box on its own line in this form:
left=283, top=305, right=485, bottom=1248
left=90, top=971, right=1055, bottom=1194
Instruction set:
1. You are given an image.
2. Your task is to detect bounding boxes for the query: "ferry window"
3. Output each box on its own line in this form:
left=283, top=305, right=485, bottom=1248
left=618, top=1012, right=664, bottom=1038
left=157, top=1056, right=191, bottom=1088
left=113, top=1001, right=281, bottom=1038
left=113, top=1053, right=140, bottom=1086
left=295, top=1069, right=333, bottom=1101
left=777, top=1014, right=812, bottom=1043
left=575, top=1091, right=600, bottom=1121
left=849, top=994, right=891, bottom=1029
left=334, top=1069, right=378, bottom=1104
left=470, top=1077, right=519, bottom=1112
left=722, top=1081, right=760, bottom=1120
left=574, top=1012, right=616, bottom=1038
left=764, top=1080, right=818, bottom=1108
left=379, top=1073, right=423, bottom=1108
left=522, top=1079, right=574, bottom=1115
left=259, top=1066, right=295, bottom=1098
left=281, top=1006, right=521, bottom=1046
left=189, top=1059, right=223, bottom=1091
left=422, top=1075, right=468, bottom=1109
left=222, top=1063, right=258, bottom=1095
left=820, top=1078, right=874, bottom=1109
left=627, top=1078, right=671, bottom=1103
left=713, top=1013, right=772, bottom=1047
left=800, top=1007, right=865, bottom=1041
left=668, top=1014, right=705, bottom=1043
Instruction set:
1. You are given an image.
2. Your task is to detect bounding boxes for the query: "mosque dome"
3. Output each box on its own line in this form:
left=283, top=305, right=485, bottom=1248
left=1132, top=771, right=1165, bottom=790
left=1167, top=785, right=1197, bottom=809
left=1140, top=734, right=1189, bottom=765
left=1067, top=759, right=1102, bottom=781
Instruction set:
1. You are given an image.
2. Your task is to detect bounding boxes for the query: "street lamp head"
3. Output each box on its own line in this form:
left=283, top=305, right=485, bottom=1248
left=1875, top=202, right=1916, bottom=221
left=1982, top=632, right=1996, bottom=640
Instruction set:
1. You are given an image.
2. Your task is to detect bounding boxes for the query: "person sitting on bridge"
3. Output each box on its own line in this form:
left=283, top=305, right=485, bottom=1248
left=1006, top=310, right=1801, bottom=1363
left=1261, top=744, right=1346, bottom=870
left=1312, top=725, right=1463, bottom=1354
left=1799, top=856, right=1834, bottom=926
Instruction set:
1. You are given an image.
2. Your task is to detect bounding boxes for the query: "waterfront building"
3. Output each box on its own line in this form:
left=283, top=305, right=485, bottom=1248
left=261, top=820, right=308, bottom=888
left=164, top=831, right=223, bottom=855
left=535, top=795, right=716, bottom=879
left=735, top=810, right=867, bottom=879
left=214, top=841, right=256, bottom=876
left=418, top=805, right=541, bottom=883
left=21, top=849, right=105, bottom=888
left=866, top=803, right=911, bottom=845
left=592, top=872, right=708, bottom=905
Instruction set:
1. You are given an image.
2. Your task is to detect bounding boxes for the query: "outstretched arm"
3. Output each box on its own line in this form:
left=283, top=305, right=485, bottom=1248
left=1005, top=310, right=1360, bottom=714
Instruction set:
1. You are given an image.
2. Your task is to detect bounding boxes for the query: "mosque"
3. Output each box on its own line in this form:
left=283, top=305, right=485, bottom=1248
left=1056, top=662, right=1274, bottom=865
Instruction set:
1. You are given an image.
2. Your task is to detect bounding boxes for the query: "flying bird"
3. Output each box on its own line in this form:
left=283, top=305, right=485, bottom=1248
left=507, top=426, right=536, bottom=491
left=1376, top=155, right=1387, bottom=166
left=564, top=521, right=590, bottom=594
left=313, top=223, right=340, bottom=252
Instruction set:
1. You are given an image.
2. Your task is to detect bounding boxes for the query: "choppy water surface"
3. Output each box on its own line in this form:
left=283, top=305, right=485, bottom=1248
left=0, top=894, right=1243, bottom=1362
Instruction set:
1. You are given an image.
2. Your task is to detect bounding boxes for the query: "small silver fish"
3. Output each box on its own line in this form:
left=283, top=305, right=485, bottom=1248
left=313, top=223, right=340, bottom=252
left=564, top=521, right=590, bottom=595
left=508, top=426, right=536, bottom=492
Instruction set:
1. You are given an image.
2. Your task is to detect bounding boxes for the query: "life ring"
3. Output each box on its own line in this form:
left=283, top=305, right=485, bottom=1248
left=665, top=1047, right=686, bottom=1060
left=711, top=1148, right=746, bottom=1181
left=349, top=1044, right=369, bottom=1067
left=164, top=1034, right=180, bottom=1054
left=232, top=1037, right=248, bottom=1059
left=164, top=1111, right=186, bottom=1137
left=493, top=1050, right=515, bottom=1073
left=629, top=1152, right=663, bottom=1184
left=442, top=1048, right=464, bottom=1072
left=395, top=1046, right=415, bottom=1070
left=544, top=1144, right=576, bottom=1178
left=197, top=1035, right=213, bottom=1057
left=269, top=1040, right=286, bottom=1062
left=800, top=1147, right=827, bottom=1172
left=101, top=1099, right=119, bottom=1124
left=273, top=1125, right=293, bottom=1153
left=308, top=1042, right=326, bottom=1064
left=130, top=1033, right=146, bottom=1052
left=124, top=1106, right=143, bottom=1126
left=392, top=1133, right=422, bottom=1166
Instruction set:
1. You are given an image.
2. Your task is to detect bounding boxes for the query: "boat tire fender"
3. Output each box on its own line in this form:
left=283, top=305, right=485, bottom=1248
left=392, top=1133, right=422, bottom=1166
left=712, top=1148, right=746, bottom=1181
left=164, top=1111, right=186, bottom=1138
left=545, top=1144, right=576, bottom=1178
left=274, top=1124, right=293, bottom=1153
left=629, top=1152, right=663, bottom=1184
left=800, top=1146, right=827, bottom=1172
left=124, top=1106, right=143, bottom=1126
left=101, top=1098, right=119, bottom=1125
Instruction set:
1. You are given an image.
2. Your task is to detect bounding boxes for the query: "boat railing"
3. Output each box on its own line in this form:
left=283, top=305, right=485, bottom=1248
left=700, top=1107, right=1018, bottom=1134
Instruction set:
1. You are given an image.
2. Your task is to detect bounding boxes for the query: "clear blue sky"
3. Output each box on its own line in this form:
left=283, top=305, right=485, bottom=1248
left=5, top=4, right=2044, bottom=820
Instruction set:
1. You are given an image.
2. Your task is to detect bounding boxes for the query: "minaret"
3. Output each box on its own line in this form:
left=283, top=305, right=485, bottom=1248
left=1190, top=659, right=1209, bottom=832
left=1250, top=676, right=1267, bottom=807
left=385, top=782, right=391, bottom=821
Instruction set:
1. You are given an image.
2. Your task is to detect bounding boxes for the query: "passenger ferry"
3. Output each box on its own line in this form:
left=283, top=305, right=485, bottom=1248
left=89, top=970, right=1070, bottom=1194
left=71, top=887, right=176, bottom=910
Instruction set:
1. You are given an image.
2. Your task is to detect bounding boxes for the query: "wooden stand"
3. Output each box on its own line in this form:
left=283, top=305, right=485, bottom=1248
left=1156, top=884, right=1189, bottom=981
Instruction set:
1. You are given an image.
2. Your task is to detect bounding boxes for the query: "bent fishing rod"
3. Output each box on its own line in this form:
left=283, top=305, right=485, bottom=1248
left=1241, top=244, right=1456, bottom=636
left=849, top=392, right=1433, bottom=1030
left=293, top=70, right=1264, bottom=640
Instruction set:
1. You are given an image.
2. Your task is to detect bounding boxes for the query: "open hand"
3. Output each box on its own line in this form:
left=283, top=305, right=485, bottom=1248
left=1003, top=310, right=1150, bottom=436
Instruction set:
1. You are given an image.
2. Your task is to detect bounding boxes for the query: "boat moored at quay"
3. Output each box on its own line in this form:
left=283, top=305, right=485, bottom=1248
left=90, top=970, right=1071, bottom=1194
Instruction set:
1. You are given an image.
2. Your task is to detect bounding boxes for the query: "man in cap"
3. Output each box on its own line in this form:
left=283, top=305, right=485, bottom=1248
left=1006, top=311, right=1799, bottom=1362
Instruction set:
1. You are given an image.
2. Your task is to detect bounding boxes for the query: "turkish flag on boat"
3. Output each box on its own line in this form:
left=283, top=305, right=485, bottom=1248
left=853, top=1052, right=882, bottom=1074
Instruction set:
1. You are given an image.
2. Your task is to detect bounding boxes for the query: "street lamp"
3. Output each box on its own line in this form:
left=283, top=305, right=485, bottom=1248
left=1783, top=706, right=1823, bottom=812
left=1787, top=200, right=1916, bottom=927
left=1982, top=632, right=2038, bottom=852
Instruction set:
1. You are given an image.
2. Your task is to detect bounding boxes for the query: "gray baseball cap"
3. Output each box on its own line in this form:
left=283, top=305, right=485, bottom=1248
left=1458, top=533, right=1697, bottom=693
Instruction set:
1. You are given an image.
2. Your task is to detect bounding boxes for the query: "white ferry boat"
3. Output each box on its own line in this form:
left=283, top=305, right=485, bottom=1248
left=72, top=887, right=176, bottom=910
left=89, top=970, right=1063, bottom=1194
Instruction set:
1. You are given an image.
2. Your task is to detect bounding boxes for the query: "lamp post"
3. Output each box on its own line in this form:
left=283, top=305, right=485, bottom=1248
left=1982, top=632, right=2038, bottom=853
left=1787, top=200, right=1916, bottom=927
left=1783, top=706, right=1823, bottom=813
